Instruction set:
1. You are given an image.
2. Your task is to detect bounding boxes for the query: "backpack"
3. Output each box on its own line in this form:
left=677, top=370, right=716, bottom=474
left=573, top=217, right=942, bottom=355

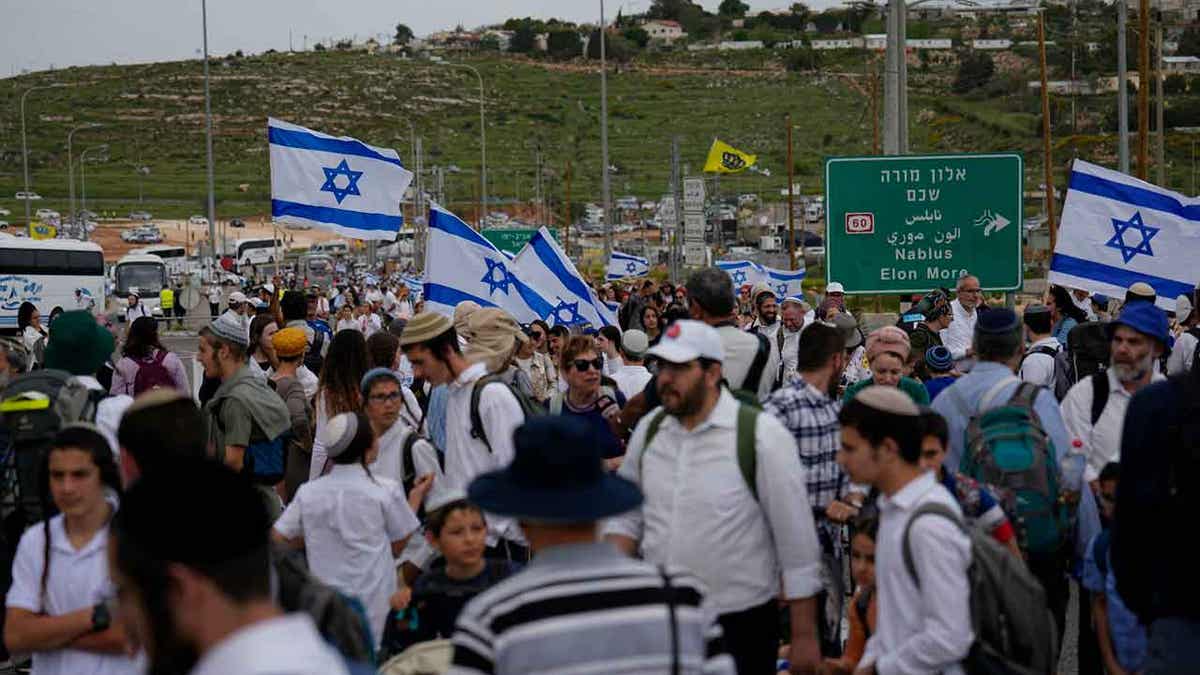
left=132, top=350, right=175, bottom=396
left=903, top=502, right=1059, bottom=675
left=961, top=378, right=1069, bottom=555
left=468, top=374, right=546, bottom=454
left=272, top=545, right=376, bottom=664
left=640, top=402, right=760, bottom=500
left=0, top=370, right=104, bottom=526
left=211, top=397, right=290, bottom=486
left=304, top=322, right=328, bottom=377
left=1053, top=321, right=1110, bottom=401
left=740, top=332, right=771, bottom=399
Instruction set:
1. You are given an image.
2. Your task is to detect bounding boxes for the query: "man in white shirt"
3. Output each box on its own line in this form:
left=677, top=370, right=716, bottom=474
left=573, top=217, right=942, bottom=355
left=685, top=268, right=779, bottom=401
left=1019, top=304, right=1060, bottom=388
left=1061, top=301, right=1169, bottom=483
left=940, top=274, right=981, bottom=370
left=751, top=284, right=781, bottom=342
left=207, top=283, right=223, bottom=318
left=123, top=292, right=151, bottom=327
left=110, top=459, right=351, bottom=675
left=837, top=386, right=974, bottom=675
left=776, top=295, right=806, bottom=385
left=399, top=312, right=529, bottom=560
left=604, top=320, right=822, bottom=675
left=1168, top=291, right=1198, bottom=376
left=610, top=329, right=652, bottom=399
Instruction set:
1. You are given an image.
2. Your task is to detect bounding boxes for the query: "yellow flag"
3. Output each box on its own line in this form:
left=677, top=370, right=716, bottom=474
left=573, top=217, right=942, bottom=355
left=703, top=139, right=757, bottom=174
left=29, top=222, right=57, bottom=240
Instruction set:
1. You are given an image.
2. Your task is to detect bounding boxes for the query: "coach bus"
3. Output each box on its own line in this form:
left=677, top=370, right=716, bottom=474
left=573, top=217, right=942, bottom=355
left=0, top=237, right=106, bottom=332
left=234, top=237, right=284, bottom=272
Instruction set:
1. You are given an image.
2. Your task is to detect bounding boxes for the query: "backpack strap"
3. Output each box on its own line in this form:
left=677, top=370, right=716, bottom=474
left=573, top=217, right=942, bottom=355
left=549, top=391, right=563, bottom=416
left=855, top=585, right=874, bottom=640
left=742, top=333, right=771, bottom=396
left=902, top=502, right=967, bottom=588
left=469, top=375, right=496, bottom=454
left=1090, top=372, right=1111, bottom=427
left=977, top=375, right=1019, bottom=415
left=636, top=410, right=670, bottom=484
left=659, top=566, right=680, bottom=675
left=736, top=404, right=759, bottom=501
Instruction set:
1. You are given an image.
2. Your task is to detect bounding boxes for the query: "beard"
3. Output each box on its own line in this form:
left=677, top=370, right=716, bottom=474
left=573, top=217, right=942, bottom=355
left=1110, top=351, right=1155, bottom=384
left=659, top=377, right=709, bottom=418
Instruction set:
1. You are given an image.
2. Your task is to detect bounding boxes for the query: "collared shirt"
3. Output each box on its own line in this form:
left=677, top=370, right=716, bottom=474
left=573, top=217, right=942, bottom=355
left=274, top=463, right=420, bottom=643
left=124, top=303, right=151, bottom=325
left=445, top=362, right=526, bottom=546
left=189, top=613, right=348, bottom=675
left=515, top=353, right=556, bottom=402
left=860, top=472, right=973, bottom=675
left=940, top=298, right=977, bottom=361
left=777, top=326, right=803, bottom=384
left=1061, top=368, right=1166, bottom=482
left=715, top=324, right=779, bottom=402
left=6, top=516, right=141, bottom=675
left=611, top=363, right=653, bottom=400
left=1019, top=336, right=1061, bottom=388
left=931, top=361, right=1102, bottom=557
left=1167, top=330, right=1198, bottom=375
left=604, top=389, right=823, bottom=615
left=449, top=542, right=735, bottom=675
left=763, top=375, right=847, bottom=512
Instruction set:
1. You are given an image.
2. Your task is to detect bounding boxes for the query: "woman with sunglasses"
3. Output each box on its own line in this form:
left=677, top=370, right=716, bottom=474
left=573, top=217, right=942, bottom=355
left=549, top=336, right=627, bottom=466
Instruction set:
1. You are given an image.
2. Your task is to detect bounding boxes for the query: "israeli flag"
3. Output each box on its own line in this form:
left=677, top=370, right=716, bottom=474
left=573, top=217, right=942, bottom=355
left=422, top=204, right=550, bottom=322
left=402, top=276, right=424, bottom=299
left=1050, top=160, right=1200, bottom=311
left=763, top=265, right=806, bottom=299
left=716, top=260, right=767, bottom=288
left=269, top=118, right=413, bottom=241
left=512, top=227, right=618, bottom=327
left=606, top=250, right=650, bottom=281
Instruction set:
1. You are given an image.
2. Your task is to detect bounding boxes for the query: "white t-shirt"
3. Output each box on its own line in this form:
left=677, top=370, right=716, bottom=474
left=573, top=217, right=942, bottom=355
left=207, top=286, right=222, bottom=304
left=5, top=516, right=141, bottom=675
left=274, top=464, right=420, bottom=644
left=611, top=363, right=653, bottom=400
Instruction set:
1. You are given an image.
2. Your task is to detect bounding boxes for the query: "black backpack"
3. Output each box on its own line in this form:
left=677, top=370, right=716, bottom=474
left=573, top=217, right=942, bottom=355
left=1053, top=321, right=1110, bottom=401
left=740, top=332, right=771, bottom=399
left=468, top=374, right=546, bottom=454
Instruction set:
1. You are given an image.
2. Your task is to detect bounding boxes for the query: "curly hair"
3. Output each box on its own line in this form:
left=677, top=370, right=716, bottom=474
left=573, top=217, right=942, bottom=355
left=318, top=329, right=370, bottom=417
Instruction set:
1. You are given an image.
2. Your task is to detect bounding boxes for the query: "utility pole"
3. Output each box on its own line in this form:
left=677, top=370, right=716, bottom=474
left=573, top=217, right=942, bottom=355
left=670, top=136, right=682, bottom=282
left=535, top=147, right=543, bottom=227
left=870, top=58, right=880, bottom=154
left=1039, top=11, right=1058, bottom=251
left=1138, top=0, right=1150, bottom=179
left=202, top=0, right=218, bottom=278
left=883, top=0, right=908, bottom=154
left=416, top=136, right=425, bottom=270
left=564, top=159, right=572, bottom=254
left=1156, top=11, right=1165, bottom=186
left=1118, top=0, right=1130, bottom=174
left=786, top=113, right=796, bottom=271
left=600, top=0, right=613, bottom=262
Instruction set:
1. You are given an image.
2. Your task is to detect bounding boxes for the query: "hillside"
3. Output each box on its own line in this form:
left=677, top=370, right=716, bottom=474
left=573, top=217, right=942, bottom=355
left=0, top=46, right=1194, bottom=225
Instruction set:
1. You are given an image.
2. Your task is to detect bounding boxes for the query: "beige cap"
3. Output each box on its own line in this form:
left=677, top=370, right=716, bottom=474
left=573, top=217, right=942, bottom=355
left=398, top=311, right=454, bottom=346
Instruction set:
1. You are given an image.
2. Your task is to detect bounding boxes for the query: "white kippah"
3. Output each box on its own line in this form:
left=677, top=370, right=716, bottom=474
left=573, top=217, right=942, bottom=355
left=321, top=412, right=359, bottom=459
left=851, top=385, right=920, bottom=417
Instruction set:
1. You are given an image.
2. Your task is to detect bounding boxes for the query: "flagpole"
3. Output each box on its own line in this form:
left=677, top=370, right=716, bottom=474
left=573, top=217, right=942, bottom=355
left=786, top=113, right=796, bottom=272
left=202, top=0, right=218, bottom=282
left=1138, top=0, right=1149, bottom=180
left=599, top=0, right=613, bottom=264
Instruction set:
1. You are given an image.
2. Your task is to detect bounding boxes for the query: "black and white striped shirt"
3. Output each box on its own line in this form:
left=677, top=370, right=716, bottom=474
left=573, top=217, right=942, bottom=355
left=449, top=542, right=735, bottom=675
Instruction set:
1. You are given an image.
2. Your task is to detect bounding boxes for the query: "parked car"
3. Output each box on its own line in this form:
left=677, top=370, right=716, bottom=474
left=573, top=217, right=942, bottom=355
left=0, top=221, right=9, bottom=230
left=230, top=218, right=246, bottom=228
left=0, top=207, right=10, bottom=216
left=35, top=208, right=60, bottom=220
left=129, top=211, right=153, bottom=221
left=78, top=209, right=98, bottom=220
left=14, top=192, right=42, bottom=201
left=189, top=214, right=209, bottom=226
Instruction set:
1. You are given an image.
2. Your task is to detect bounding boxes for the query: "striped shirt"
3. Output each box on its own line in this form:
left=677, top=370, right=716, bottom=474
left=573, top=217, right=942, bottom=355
left=449, top=542, right=735, bottom=675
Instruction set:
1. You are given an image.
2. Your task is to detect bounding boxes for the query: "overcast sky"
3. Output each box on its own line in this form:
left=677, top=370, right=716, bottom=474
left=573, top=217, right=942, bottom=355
left=1, top=0, right=848, bottom=76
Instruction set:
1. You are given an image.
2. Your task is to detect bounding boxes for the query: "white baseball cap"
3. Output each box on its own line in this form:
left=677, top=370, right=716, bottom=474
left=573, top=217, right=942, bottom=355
left=646, top=319, right=724, bottom=364
left=229, top=291, right=247, bottom=304
left=826, top=282, right=845, bottom=294
left=262, top=282, right=275, bottom=294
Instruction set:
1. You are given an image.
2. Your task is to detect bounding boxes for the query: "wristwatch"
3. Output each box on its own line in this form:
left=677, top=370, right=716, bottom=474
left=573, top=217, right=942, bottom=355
left=91, top=602, right=111, bottom=633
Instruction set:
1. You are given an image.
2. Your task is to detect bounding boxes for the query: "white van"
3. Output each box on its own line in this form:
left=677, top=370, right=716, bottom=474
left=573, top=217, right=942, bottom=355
left=0, top=238, right=105, bottom=332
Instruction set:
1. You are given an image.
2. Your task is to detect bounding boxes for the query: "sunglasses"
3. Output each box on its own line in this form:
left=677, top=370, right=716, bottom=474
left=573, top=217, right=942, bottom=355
left=570, top=357, right=604, bottom=372
left=529, top=331, right=545, bottom=340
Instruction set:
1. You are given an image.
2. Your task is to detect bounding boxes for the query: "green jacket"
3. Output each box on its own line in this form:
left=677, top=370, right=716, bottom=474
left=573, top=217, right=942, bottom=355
left=206, top=364, right=291, bottom=463
left=842, top=376, right=931, bottom=407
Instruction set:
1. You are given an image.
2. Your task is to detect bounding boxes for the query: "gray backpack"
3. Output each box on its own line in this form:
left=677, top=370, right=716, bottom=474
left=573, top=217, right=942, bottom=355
left=903, top=502, right=1058, bottom=675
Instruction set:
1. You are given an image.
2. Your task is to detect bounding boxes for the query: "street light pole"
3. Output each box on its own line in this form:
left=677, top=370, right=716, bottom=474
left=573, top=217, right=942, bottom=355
left=79, top=144, right=108, bottom=223
left=67, top=122, right=101, bottom=220
left=20, top=83, right=63, bottom=226
left=600, top=0, right=613, bottom=261
left=202, top=0, right=219, bottom=274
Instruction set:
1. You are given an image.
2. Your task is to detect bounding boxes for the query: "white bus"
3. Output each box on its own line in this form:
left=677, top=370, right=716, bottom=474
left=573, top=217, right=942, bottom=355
left=235, top=238, right=284, bottom=271
left=310, top=239, right=349, bottom=257
left=112, top=254, right=168, bottom=315
left=0, top=237, right=105, bottom=331
left=130, top=245, right=189, bottom=276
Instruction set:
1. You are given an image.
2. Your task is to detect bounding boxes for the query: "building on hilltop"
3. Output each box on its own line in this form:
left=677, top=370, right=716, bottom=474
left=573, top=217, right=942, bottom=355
left=641, top=19, right=686, bottom=43
left=1164, top=56, right=1200, bottom=74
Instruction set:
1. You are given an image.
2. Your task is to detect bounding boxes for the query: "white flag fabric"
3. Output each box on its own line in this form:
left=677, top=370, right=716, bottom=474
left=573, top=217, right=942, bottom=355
left=422, top=204, right=549, bottom=322
left=269, top=118, right=413, bottom=241
left=715, top=260, right=767, bottom=288
left=763, top=265, right=806, bottom=299
left=606, top=250, right=650, bottom=281
left=512, top=228, right=618, bottom=327
left=1050, top=160, right=1200, bottom=311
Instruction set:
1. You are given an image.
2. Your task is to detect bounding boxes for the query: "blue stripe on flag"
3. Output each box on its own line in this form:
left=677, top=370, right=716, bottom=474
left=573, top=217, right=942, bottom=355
left=1070, top=170, right=1200, bottom=219
left=422, top=283, right=499, bottom=310
left=530, top=234, right=608, bottom=325
left=429, top=208, right=496, bottom=250
left=1050, top=253, right=1194, bottom=299
left=611, top=251, right=647, bottom=263
left=272, top=199, right=402, bottom=232
left=268, top=125, right=405, bottom=168
left=511, top=278, right=556, bottom=320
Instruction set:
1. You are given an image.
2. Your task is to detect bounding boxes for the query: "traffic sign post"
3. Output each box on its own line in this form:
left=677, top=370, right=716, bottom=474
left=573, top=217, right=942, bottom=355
left=683, top=177, right=707, bottom=266
left=480, top=228, right=561, bottom=256
left=825, top=153, right=1023, bottom=294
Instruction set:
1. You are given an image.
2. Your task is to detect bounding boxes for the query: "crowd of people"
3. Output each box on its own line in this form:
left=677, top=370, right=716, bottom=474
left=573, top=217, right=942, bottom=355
left=0, top=261, right=1197, bottom=675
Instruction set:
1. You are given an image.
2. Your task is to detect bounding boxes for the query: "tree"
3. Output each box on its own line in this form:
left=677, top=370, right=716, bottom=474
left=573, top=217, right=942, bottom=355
left=622, top=26, right=651, bottom=49
left=313, top=42, right=326, bottom=51
left=953, top=51, right=994, bottom=93
left=587, top=30, right=634, bottom=61
left=1180, top=26, right=1200, bottom=57
left=719, top=0, right=750, bottom=18
left=1165, top=74, right=1188, bottom=95
left=784, top=47, right=821, bottom=71
left=547, top=30, right=583, bottom=59
left=394, top=23, right=413, bottom=46
left=479, top=34, right=502, bottom=51
left=510, top=25, right=537, bottom=53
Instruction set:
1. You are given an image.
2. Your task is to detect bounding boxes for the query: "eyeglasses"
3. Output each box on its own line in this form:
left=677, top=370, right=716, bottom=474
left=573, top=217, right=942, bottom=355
left=570, top=357, right=604, bottom=372
left=368, top=392, right=403, bottom=403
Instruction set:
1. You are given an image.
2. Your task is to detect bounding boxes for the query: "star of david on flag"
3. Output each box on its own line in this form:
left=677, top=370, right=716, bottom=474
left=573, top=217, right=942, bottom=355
left=606, top=250, right=650, bottom=281
left=514, top=228, right=618, bottom=327
left=481, top=258, right=513, bottom=295
left=268, top=118, right=413, bottom=241
left=1050, top=159, right=1200, bottom=312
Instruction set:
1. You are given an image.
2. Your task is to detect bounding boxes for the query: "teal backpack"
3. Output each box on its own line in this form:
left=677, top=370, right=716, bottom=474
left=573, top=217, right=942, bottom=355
left=961, top=377, right=1069, bottom=555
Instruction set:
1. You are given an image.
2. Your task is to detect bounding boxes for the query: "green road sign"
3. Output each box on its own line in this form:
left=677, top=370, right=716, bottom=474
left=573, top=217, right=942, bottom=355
left=481, top=228, right=560, bottom=256
left=825, top=153, right=1023, bottom=294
